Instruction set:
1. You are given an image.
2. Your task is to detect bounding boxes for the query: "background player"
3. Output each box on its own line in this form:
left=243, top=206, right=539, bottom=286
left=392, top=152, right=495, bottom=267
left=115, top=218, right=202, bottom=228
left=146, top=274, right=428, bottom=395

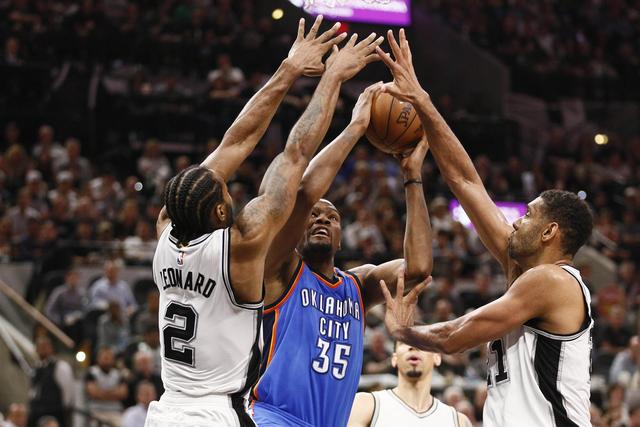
left=250, top=88, right=433, bottom=426
left=146, top=19, right=383, bottom=426
left=376, top=30, right=594, bottom=426
left=348, top=339, right=472, bottom=427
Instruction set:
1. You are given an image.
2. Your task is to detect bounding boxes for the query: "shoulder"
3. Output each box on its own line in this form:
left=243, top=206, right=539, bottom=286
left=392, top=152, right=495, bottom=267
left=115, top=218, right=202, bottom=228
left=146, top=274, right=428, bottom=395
left=510, top=264, right=574, bottom=294
left=456, top=411, right=472, bottom=427
left=349, top=392, right=375, bottom=425
left=347, top=264, right=376, bottom=283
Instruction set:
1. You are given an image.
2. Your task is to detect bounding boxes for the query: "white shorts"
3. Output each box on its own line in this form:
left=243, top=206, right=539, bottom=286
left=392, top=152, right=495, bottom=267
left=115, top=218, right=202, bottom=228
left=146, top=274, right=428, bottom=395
left=144, top=391, right=256, bottom=427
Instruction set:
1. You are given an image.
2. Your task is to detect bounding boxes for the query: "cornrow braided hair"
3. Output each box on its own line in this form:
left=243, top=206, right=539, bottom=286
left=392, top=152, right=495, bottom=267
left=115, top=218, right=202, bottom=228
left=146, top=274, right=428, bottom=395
left=163, top=166, right=224, bottom=247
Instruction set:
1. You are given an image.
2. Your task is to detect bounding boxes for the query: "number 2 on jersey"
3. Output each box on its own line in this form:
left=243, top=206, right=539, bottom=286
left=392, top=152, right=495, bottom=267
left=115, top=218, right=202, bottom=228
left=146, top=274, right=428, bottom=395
left=312, top=337, right=351, bottom=380
left=163, top=302, right=198, bottom=367
left=488, top=338, right=509, bottom=386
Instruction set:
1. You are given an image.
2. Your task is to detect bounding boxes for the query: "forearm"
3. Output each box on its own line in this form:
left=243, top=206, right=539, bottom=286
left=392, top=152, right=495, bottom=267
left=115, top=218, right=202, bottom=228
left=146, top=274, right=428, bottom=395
left=299, top=122, right=365, bottom=202
left=395, top=320, right=460, bottom=354
left=402, top=179, right=432, bottom=280
left=412, top=92, right=481, bottom=186
left=201, top=60, right=301, bottom=177
left=284, top=74, right=343, bottom=162
left=259, top=75, right=342, bottom=223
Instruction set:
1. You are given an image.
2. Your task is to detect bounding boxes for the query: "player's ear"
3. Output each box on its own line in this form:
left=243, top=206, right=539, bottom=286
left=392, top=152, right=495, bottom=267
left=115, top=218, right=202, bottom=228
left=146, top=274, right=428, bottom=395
left=541, top=222, right=559, bottom=243
left=215, top=202, right=227, bottom=223
left=391, top=352, right=398, bottom=369
left=433, top=353, right=441, bottom=367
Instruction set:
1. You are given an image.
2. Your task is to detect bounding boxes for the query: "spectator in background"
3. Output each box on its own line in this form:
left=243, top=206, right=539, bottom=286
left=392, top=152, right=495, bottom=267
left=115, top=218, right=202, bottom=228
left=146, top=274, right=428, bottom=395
left=2, top=144, right=29, bottom=193
left=54, top=138, right=91, bottom=185
left=124, top=351, right=163, bottom=408
left=35, top=417, right=58, bottom=427
left=6, top=188, right=40, bottom=242
left=430, top=197, right=454, bottom=233
left=96, top=300, right=131, bottom=354
left=123, top=220, right=156, bottom=263
left=362, top=330, right=393, bottom=375
left=207, top=53, right=245, bottom=99
left=4, top=37, right=23, bottom=65
left=85, top=347, right=127, bottom=427
left=125, top=321, right=161, bottom=374
left=343, top=210, right=386, bottom=256
left=24, top=171, right=48, bottom=214
left=131, top=290, right=159, bottom=337
left=603, top=383, right=630, bottom=427
left=3, top=404, right=27, bottom=427
left=122, top=381, right=156, bottom=427
left=610, top=335, right=640, bottom=386
left=47, top=171, right=77, bottom=211
left=89, top=259, right=137, bottom=315
left=461, top=270, right=497, bottom=311
left=113, top=199, right=140, bottom=239
left=44, top=269, right=85, bottom=343
left=32, top=125, right=65, bottom=169
left=136, top=139, right=171, bottom=196
left=27, top=336, right=74, bottom=427
left=595, top=304, right=634, bottom=355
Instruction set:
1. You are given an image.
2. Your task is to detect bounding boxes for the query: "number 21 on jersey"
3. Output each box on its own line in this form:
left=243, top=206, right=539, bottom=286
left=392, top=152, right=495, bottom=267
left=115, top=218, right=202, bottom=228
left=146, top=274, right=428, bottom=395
left=487, top=338, right=509, bottom=387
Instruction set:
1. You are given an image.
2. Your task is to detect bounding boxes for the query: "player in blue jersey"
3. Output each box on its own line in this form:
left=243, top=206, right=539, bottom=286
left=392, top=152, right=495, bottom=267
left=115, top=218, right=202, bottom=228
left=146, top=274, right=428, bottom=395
left=249, top=83, right=433, bottom=427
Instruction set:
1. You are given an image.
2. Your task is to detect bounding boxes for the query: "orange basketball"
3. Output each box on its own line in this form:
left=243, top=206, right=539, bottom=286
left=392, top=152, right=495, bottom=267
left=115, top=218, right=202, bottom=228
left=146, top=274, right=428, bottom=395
left=365, top=92, right=424, bottom=154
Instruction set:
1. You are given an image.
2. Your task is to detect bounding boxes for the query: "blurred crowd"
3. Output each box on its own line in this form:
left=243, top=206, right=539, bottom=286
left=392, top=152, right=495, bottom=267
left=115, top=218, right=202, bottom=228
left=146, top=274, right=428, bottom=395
left=422, top=0, right=640, bottom=100
left=0, top=0, right=639, bottom=426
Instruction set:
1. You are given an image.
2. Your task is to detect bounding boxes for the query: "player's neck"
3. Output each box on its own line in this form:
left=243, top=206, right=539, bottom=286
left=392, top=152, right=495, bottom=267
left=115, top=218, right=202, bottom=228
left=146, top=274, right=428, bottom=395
left=394, top=375, right=433, bottom=412
left=517, top=249, right=572, bottom=272
left=304, top=255, right=336, bottom=279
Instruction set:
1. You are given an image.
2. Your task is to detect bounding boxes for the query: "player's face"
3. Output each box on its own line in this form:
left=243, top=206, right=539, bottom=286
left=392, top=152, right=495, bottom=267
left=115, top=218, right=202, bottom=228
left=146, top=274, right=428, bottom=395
left=392, top=342, right=440, bottom=380
left=301, top=200, right=342, bottom=256
left=508, top=197, right=546, bottom=261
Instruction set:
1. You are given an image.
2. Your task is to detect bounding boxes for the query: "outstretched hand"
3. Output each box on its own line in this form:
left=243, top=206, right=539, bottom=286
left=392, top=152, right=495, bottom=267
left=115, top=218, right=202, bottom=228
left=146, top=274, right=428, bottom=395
left=396, top=136, right=429, bottom=176
left=325, top=32, right=384, bottom=82
left=376, top=29, right=426, bottom=104
left=287, top=15, right=348, bottom=77
left=379, top=267, right=431, bottom=338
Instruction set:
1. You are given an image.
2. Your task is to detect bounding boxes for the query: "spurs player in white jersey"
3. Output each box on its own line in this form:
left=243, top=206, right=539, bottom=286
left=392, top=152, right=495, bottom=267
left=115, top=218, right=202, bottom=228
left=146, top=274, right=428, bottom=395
left=348, top=341, right=471, bottom=427
left=376, top=29, right=594, bottom=426
left=146, top=16, right=385, bottom=426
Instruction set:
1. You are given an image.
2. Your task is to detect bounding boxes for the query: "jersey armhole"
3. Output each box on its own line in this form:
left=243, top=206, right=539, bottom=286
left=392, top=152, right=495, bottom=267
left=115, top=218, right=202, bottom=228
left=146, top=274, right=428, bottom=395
left=346, top=270, right=366, bottom=314
left=223, top=227, right=263, bottom=310
left=264, top=258, right=304, bottom=313
left=370, top=392, right=380, bottom=427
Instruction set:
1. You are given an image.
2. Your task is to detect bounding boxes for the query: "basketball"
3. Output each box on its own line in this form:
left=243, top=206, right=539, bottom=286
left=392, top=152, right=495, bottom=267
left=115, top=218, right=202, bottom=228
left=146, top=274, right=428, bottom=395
left=365, top=92, right=424, bottom=154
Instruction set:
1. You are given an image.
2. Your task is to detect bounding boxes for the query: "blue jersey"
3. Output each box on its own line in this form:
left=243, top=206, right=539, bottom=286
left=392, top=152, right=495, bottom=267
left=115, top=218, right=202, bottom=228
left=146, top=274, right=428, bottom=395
left=251, top=260, right=365, bottom=427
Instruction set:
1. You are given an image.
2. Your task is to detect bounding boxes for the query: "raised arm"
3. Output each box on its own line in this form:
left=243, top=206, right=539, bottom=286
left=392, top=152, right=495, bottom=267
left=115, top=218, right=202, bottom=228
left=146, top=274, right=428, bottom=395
left=229, top=34, right=384, bottom=304
left=376, top=29, right=514, bottom=272
left=349, top=138, right=433, bottom=309
left=157, top=17, right=346, bottom=236
left=201, top=16, right=346, bottom=182
left=379, top=266, right=582, bottom=354
left=264, top=83, right=382, bottom=280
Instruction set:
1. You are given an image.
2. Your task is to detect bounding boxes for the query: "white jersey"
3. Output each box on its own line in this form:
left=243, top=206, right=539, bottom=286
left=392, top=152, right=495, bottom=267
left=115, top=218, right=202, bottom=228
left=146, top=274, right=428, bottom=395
left=153, top=225, right=263, bottom=398
left=371, top=391, right=460, bottom=426
left=484, top=265, right=593, bottom=427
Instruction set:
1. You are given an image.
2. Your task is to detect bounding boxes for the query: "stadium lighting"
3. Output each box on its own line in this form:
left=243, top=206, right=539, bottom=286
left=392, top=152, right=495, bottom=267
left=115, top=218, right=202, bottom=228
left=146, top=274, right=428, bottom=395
left=594, top=134, right=609, bottom=145
left=76, top=351, right=87, bottom=363
left=272, top=8, right=284, bottom=20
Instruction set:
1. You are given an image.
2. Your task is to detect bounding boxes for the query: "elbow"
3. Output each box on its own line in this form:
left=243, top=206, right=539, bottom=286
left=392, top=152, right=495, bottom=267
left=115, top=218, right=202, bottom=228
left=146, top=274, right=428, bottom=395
left=404, top=261, right=432, bottom=285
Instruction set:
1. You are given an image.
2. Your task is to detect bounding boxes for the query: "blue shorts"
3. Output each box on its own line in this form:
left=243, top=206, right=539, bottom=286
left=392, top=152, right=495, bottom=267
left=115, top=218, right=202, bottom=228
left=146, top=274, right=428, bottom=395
left=251, top=402, right=313, bottom=427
